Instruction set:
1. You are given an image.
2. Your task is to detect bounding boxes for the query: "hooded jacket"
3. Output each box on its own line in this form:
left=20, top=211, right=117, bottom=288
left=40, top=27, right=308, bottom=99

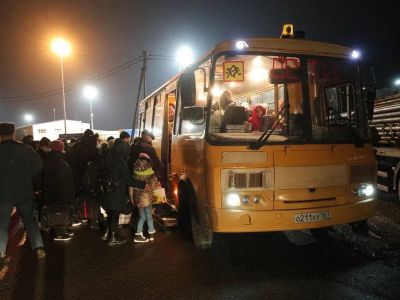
left=248, top=105, right=267, bottom=132
left=101, top=139, right=132, bottom=211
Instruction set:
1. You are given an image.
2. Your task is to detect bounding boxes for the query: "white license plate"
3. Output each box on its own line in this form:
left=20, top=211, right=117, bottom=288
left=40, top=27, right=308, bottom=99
left=294, top=212, right=332, bottom=224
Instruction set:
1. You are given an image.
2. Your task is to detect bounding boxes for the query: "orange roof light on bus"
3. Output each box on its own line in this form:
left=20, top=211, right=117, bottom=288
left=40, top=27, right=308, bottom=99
left=51, top=38, right=71, bottom=57
left=281, top=24, right=294, bottom=38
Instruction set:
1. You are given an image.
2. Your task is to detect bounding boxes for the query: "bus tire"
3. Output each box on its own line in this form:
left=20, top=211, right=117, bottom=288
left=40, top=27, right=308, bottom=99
left=177, top=185, right=191, bottom=237
left=190, top=209, right=213, bottom=249
left=178, top=183, right=213, bottom=249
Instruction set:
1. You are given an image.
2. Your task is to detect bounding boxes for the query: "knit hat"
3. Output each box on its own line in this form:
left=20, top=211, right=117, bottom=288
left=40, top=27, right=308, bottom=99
left=49, top=140, right=65, bottom=152
left=0, top=123, right=15, bottom=136
left=132, top=157, right=154, bottom=180
left=84, top=129, right=94, bottom=136
left=39, top=137, right=51, bottom=147
left=141, top=129, right=155, bottom=140
left=119, top=131, right=130, bottom=139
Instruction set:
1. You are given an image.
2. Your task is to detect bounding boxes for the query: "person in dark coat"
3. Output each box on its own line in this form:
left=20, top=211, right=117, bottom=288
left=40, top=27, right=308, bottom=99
left=0, top=123, right=45, bottom=260
left=37, top=137, right=51, bottom=160
left=42, top=140, right=75, bottom=241
left=128, top=130, right=163, bottom=183
left=66, top=131, right=100, bottom=227
left=101, top=138, right=131, bottom=246
left=43, top=140, right=75, bottom=206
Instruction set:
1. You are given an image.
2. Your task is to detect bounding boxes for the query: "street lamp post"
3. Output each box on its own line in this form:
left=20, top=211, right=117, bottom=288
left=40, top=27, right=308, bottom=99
left=51, top=38, right=71, bottom=134
left=83, top=85, right=98, bottom=130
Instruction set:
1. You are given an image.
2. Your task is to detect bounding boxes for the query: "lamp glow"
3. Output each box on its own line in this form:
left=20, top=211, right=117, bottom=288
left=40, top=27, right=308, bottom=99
left=24, top=114, right=33, bottom=122
left=236, top=40, right=248, bottom=50
left=83, top=85, right=98, bottom=100
left=351, top=50, right=361, bottom=59
left=175, top=46, right=194, bottom=70
left=394, top=78, right=400, bottom=86
left=211, top=86, right=223, bottom=97
left=51, top=38, right=71, bottom=57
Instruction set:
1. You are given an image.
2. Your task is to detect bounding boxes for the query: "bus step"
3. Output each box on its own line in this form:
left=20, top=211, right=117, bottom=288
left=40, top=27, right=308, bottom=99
left=153, top=203, right=177, bottom=227
left=377, top=184, right=389, bottom=192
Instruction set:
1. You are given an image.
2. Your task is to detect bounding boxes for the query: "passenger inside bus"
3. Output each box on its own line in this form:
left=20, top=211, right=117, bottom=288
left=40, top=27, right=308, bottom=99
left=248, top=105, right=266, bottom=132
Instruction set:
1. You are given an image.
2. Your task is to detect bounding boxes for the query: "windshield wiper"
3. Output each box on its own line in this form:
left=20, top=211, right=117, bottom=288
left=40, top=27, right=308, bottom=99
left=327, top=106, right=364, bottom=147
left=249, top=103, right=290, bottom=150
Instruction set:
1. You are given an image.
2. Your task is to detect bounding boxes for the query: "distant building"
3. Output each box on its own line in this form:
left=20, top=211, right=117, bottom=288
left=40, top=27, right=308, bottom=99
left=16, top=120, right=90, bottom=141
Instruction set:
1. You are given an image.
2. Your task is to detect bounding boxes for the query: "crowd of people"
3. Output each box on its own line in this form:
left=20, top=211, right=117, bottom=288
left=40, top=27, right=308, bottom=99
left=0, top=122, right=163, bottom=262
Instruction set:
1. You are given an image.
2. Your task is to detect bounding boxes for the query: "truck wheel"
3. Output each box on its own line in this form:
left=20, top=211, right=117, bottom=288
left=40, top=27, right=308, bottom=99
left=190, top=210, right=213, bottom=249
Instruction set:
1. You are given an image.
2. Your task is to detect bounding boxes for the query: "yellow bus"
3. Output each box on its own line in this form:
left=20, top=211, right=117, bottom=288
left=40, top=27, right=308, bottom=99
left=137, top=26, right=377, bottom=248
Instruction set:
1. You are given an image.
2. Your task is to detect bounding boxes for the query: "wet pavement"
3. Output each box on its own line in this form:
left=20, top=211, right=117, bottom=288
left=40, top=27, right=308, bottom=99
left=1, top=194, right=400, bottom=300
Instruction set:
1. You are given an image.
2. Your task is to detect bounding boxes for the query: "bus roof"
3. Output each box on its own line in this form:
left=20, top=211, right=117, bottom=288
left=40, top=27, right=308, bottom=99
left=207, top=37, right=352, bottom=60
left=141, top=37, right=352, bottom=103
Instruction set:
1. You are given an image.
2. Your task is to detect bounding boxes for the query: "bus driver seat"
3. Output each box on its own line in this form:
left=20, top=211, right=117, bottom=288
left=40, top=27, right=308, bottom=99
left=220, top=106, right=248, bottom=133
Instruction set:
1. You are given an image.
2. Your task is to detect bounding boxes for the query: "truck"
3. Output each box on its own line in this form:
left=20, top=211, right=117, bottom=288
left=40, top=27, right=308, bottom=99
left=371, top=93, right=400, bottom=201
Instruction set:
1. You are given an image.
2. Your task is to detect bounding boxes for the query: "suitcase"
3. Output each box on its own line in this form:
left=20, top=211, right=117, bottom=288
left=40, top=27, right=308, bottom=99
left=41, top=204, right=74, bottom=229
left=77, top=198, right=101, bottom=220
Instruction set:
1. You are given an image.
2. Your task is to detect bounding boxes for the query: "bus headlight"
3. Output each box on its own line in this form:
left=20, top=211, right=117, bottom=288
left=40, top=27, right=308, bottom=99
left=355, top=184, right=375, bottom=197
left=225, top=193, right=241, bottom=207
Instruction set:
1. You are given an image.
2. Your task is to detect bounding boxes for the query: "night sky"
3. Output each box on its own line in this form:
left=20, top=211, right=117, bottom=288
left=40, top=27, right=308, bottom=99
left=0, top=0, right=399, bottom=130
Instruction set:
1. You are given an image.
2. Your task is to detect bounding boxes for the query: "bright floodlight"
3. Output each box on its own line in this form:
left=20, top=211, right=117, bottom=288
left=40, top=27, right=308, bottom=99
left=351, top=50, right=361, bottom=59
left=24, top=114, right=33, bottom=122
left=175, top=46, right=194, bottom=70
left=51, top=38, right=71, bottom=57
left=83, top=85, right=98, bottom=99
left=395, top=78, right=400, bottom=86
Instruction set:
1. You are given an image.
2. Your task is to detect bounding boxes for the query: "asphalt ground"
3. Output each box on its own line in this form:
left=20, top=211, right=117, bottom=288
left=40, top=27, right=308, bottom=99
left=1, top=195, right=400, bottom=300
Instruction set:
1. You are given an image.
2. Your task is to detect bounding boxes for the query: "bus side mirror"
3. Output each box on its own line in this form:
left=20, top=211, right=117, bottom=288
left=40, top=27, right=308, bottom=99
left=364, top=85, right=375, bottom=121
left=182, top=106, right=205, bottom=125
left=180, top=71, right=196, bottom=107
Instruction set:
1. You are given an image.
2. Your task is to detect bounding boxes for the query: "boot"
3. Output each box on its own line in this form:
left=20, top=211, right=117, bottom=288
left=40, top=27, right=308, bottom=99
left=101, top=226, right=109, bottom=241
left=107, top=232, right=127, bottom=246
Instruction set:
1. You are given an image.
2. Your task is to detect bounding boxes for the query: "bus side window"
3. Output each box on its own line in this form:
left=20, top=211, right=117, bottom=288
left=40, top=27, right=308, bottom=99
left=144, top=97, right=154, bottom=131
left=168, top=92, right=177, bottom=135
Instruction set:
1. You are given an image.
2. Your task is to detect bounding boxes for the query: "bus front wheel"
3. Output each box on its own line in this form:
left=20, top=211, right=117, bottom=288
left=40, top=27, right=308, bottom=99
left=190, top=209, right=213, bottom=249
left=178, top=184, right=213, bottom=249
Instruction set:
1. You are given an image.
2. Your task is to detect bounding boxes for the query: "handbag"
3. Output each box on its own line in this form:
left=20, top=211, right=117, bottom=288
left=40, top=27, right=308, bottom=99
left=118, top=201, right=134, bottom=225
left=41, top=204, right=74, bottom=228
left=152, top=188, right=167, bottom=204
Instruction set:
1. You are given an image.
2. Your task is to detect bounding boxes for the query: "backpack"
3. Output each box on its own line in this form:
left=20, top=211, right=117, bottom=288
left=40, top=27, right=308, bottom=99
left=97, top=166, right=118, bottom=196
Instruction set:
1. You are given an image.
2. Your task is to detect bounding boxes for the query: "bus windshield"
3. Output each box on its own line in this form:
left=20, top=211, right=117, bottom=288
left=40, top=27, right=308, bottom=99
left=207, top=54, right=369, bottom=145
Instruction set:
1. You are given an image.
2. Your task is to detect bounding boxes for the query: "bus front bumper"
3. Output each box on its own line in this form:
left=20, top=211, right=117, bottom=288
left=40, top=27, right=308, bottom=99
left=209, top=197, right=377, bottom=233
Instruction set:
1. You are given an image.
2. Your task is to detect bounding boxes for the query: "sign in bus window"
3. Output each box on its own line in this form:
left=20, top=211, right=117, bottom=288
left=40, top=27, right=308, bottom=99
left=223, top=61, right=244, bottom=82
